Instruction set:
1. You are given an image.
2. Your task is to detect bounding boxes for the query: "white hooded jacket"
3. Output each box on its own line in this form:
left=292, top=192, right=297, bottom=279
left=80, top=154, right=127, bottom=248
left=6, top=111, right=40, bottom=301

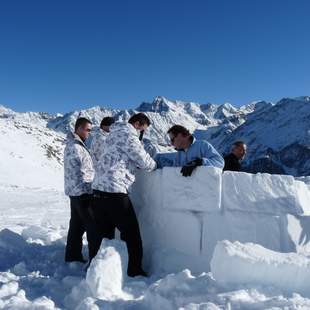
left=92, top=122, right=156, bottom=193
left=64, top=132, right=94, bottom=196
left=90, top=128, right=108, bottom=171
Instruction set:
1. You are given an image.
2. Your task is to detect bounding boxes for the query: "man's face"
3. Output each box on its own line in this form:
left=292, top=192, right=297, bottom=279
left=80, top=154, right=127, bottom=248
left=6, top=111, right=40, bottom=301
left=76, top=123, right=92, bottom=141
left=101, top=125, right=110, bottom=133
left=233, top=144, right=247, bottom=160
left=132, top=121, right=148, bottom=132
left=169, top=133, right=187, bottom=150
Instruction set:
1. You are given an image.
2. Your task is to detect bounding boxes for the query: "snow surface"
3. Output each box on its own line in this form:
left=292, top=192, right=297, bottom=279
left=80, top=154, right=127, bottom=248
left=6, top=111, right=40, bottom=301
left=1, top=101, right=310, bottom=309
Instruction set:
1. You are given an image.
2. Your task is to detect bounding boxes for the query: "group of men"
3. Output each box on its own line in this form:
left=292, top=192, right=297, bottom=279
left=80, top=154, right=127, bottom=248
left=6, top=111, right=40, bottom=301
left=63, top=112, right=246, bottom=277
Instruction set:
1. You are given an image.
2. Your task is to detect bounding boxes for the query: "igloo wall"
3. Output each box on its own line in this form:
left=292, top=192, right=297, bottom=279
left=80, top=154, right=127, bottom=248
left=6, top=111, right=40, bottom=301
left=130, top=167, right=310, bottom=274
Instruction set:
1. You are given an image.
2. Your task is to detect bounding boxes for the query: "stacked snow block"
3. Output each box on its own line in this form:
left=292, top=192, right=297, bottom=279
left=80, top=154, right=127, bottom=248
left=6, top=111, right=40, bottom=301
left=130, top=167, right=310, bottom=275
left=221, top=171, right=310, bottom=255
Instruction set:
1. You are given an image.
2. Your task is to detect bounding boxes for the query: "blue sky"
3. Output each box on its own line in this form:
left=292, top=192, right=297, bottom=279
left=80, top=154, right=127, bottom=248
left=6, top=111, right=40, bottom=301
left=0, top=0, right=309, bottom=113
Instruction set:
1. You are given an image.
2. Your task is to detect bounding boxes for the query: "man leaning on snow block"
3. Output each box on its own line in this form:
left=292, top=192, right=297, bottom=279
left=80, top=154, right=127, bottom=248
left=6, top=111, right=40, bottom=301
left=63, top=117, right=98, bottom=263
left=91, top=113, right=157, bottom=277
left=155, top=125, right=224, bottom=176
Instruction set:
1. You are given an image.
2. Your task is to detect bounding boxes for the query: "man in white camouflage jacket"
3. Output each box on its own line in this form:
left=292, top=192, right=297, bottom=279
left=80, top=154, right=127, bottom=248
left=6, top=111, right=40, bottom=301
left=91, top=113, right=156, bottom=277
left=90, top=116, right=115, bottom=170
left=64, top=117, right=98, bottom=263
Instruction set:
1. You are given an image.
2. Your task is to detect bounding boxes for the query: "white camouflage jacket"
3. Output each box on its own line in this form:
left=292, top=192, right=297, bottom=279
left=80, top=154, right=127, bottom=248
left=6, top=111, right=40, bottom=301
left=90, top=129, right=108, bottom=171
left=92, top=122, right=156, bottom=193
left=64, top=132, right=94, bottom=196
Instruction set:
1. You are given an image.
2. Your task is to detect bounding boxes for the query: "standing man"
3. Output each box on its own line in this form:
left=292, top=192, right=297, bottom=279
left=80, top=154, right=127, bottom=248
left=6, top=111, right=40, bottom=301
left=64, top=117, right=96, bottom=263
left=223, top=141, right=247, bottom=172
left=90, top=116, right=115, bottom=170
left=91, top=113, right=156, bottom=277
left=155, top=125, right=224, bottom=175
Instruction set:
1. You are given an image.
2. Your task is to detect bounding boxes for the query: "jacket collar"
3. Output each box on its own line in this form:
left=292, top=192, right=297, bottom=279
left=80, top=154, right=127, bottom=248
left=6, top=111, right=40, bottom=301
left=67, top=131, right=89, bottom=150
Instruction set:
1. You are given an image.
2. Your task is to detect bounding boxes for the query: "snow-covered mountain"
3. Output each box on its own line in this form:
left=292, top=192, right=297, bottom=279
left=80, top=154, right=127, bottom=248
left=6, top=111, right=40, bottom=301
left=1, top=95, right=309, bottom=187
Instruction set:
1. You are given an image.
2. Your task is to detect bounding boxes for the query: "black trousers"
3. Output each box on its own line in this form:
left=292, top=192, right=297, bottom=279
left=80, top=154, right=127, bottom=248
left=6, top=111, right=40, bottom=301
left=65, top=194, right=99, bottom=262
left=91, top=190, right=143, bottom=275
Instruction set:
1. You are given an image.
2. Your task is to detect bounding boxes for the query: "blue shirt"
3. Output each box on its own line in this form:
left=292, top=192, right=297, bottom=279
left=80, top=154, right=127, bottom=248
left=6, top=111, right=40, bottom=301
left=155, top=138, right=224, bottom=169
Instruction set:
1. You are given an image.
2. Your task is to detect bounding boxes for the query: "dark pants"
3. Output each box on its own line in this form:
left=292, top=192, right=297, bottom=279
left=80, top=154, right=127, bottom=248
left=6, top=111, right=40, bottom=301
left=65, top=194, right=99, bottom=262
left=91, top=190, right=143, bottom=275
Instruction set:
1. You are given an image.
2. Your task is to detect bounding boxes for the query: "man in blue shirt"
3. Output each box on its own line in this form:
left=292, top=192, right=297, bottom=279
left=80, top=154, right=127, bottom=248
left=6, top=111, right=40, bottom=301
left=155, top=125, right=224, bottom=176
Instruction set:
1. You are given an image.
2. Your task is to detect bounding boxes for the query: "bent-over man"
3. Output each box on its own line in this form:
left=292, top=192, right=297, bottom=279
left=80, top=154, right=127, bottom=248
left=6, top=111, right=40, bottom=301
left=155, top=125, right=224, bottom=176
left=91, top=113, right=156, bottom=277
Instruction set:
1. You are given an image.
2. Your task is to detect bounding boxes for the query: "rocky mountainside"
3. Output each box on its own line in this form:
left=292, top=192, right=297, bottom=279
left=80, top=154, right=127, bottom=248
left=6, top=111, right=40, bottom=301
left=1, top=95, right=309, bottom=181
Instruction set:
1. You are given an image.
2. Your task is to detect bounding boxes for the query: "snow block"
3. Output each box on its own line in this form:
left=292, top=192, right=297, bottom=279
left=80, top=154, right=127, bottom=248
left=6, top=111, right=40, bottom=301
left=211, top=240, right=310, bottom=297
left=130, top=169, right=163, bottom=215
left=283, top=214, right=310, bottom=254
left=139, top=210, right=201, bottom=256
left=222, top=171, right=310, bottom=215
left=86, top=239, right=128, bottom=300
left=162, top=167, right=222, bottom=212
left=202, top=211, right=282, bottom=270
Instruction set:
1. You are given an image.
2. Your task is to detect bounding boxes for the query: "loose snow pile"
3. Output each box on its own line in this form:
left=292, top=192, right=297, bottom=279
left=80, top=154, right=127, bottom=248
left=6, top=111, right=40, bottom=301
left=211, top=240, right=310, bottom=297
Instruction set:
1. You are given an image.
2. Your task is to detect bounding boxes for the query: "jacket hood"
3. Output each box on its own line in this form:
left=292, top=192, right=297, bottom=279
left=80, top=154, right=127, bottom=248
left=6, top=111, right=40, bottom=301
left=109, top=122, right=139, bottom=137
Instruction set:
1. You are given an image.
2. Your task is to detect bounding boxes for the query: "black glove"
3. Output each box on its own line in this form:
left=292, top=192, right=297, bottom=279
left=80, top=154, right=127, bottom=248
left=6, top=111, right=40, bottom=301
left=139, top=130, right=144, bottom=141
left=180, top=158, right=203, bottom=177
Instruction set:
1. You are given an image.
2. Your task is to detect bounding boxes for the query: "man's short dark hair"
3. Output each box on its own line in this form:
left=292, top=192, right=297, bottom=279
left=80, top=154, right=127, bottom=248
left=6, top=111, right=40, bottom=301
left=232, top=141, right=246, bottom=148
left=167, top=125, right=191, bottom=137
left=74, top=117, right=92, bottom=132
left=128, top=113, right=151, bottom=126
left=100, top=116, right=115, bottom=128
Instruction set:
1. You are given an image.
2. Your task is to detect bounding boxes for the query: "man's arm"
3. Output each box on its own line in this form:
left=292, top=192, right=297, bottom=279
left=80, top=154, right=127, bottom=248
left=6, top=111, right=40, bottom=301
left=154, top=152, right=177, bottom=168
left=125, top=133, right=157, bottom=171
left=200, top=141, right=225, bottom=169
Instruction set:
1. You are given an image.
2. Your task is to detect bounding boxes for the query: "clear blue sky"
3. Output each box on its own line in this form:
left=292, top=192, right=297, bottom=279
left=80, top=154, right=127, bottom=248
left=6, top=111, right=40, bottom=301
left=0, top=0, right=309, bottom=113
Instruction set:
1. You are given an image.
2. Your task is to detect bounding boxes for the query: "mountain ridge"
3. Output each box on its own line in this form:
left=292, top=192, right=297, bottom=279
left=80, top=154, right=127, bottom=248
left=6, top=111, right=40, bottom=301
left=0, top=95, right=309, bottom=178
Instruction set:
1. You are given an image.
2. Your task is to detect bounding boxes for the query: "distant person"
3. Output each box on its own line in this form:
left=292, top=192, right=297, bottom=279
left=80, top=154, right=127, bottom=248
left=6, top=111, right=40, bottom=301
left=91, top=113, right=156, bottom=277
left=90, top=116, right=115, bottom=170
left=223, top=141, right=247, bottom=172
left=155, top=125, right=224, bottom=176
left=63, top=117, right=96, bottom=263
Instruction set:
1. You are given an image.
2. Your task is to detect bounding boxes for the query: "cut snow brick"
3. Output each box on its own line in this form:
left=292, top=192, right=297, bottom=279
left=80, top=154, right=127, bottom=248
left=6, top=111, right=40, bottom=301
left=202, top=212, right=282, bottom=270
left=86, top=239, right=128, bottom=300
left=222, top=171, right=310, bottom=215
left=162, top=166, right=222, bottom=212
left=211, top=240, right=310, bottom=297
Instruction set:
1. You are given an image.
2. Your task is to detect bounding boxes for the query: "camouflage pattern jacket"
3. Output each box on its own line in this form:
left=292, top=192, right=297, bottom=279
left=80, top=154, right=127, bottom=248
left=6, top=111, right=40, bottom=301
left=90, top=129, right=108, bottom=171
left=64, top=132, right=94, bottom=196
left=92, top=122, right=156, bottom=193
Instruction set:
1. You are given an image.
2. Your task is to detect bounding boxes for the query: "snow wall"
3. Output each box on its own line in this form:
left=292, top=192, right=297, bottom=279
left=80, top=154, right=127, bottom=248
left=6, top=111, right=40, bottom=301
left=130, top=167, right=310, bottom=275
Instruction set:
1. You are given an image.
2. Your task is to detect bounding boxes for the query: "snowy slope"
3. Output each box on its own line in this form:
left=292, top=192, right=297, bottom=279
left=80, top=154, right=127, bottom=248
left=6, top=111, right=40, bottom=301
left=3, top=95, right=307, bottom=180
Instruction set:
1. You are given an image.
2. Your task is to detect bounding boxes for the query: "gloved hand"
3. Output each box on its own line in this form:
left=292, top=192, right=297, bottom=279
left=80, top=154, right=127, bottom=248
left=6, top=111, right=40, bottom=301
left=180, top=158, right=203, bottom=177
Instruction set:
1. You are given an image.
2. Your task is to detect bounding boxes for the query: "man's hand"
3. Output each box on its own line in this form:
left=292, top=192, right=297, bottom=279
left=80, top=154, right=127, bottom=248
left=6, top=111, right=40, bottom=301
left=180, top=158, right=203, bottom=177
